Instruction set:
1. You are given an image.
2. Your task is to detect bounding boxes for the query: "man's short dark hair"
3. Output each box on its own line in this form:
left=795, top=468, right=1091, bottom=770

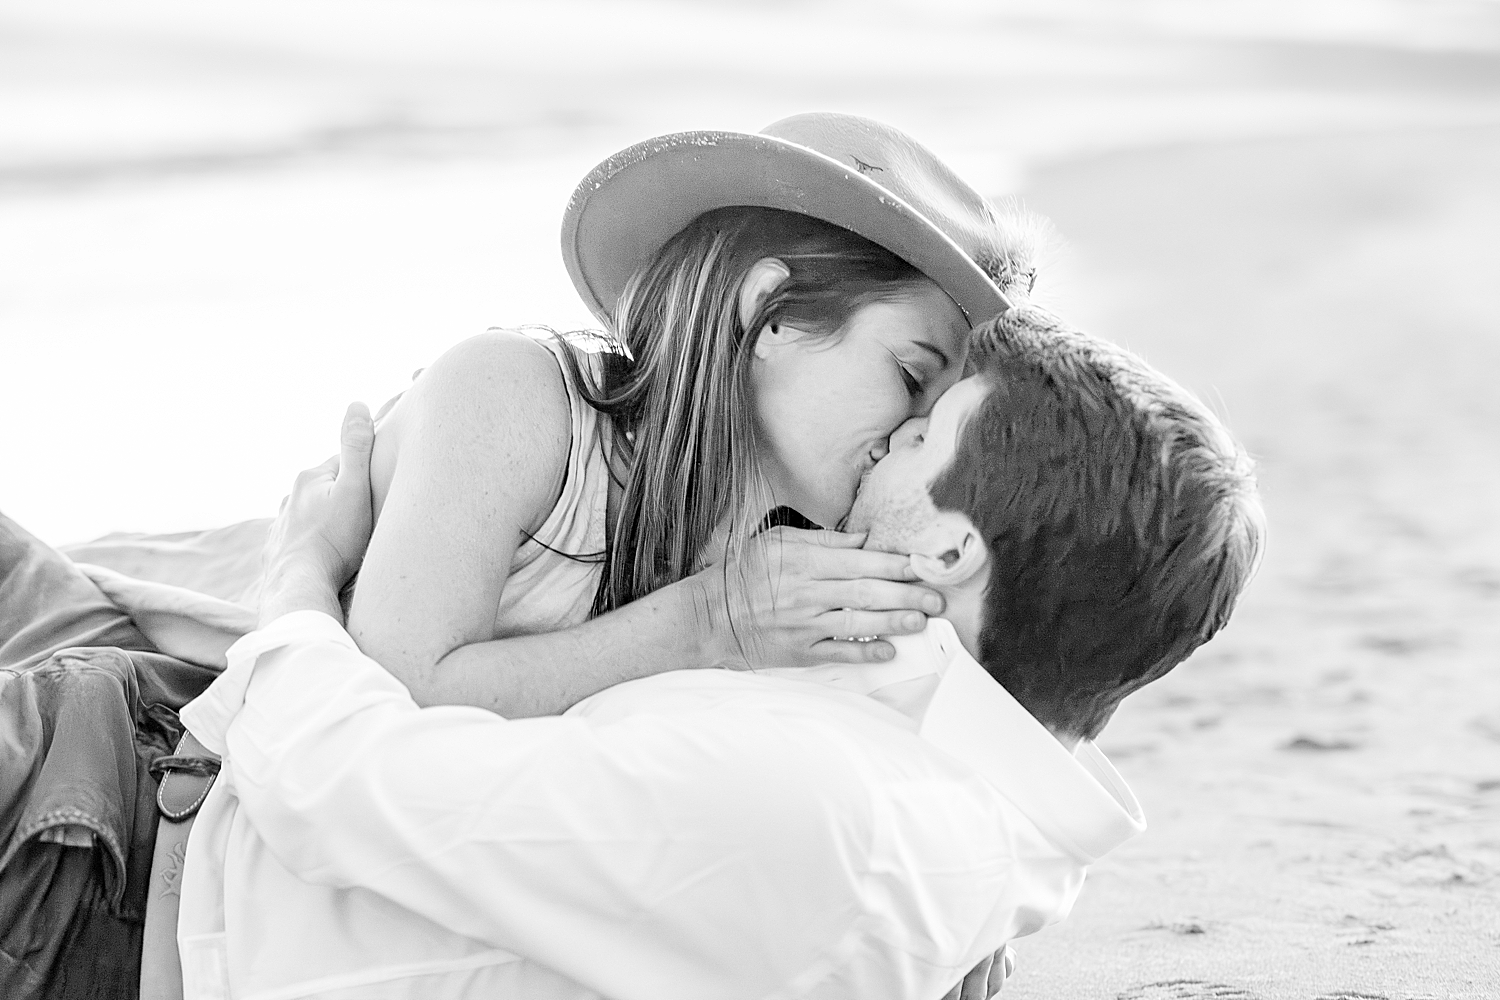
left=930, top=306, right=1265, bottom=741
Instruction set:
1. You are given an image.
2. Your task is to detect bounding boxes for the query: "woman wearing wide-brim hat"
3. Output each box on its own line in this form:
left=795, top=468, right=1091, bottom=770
left=322, top=112, right=1041, bottom=712
left=104, top=113, right=1039, bottom=708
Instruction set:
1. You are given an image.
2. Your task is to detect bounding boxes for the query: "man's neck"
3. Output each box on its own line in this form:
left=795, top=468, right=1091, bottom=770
left=932, top=580, right=985, bottom=662
left=930, top=582, right=1082, bottom=753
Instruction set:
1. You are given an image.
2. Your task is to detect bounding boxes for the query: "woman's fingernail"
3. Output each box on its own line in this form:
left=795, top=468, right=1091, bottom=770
left=903, top=613, right=925, bottom=631
left=875, top=644, right=895, bottom=660
left=923, top=594, right=944, bottom=614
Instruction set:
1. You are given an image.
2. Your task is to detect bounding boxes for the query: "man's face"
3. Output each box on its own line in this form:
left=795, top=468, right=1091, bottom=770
left=845, top=374, right=990, bottom=554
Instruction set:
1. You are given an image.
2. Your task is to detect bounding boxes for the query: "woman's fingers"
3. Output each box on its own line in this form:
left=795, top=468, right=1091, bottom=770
left=813, top=547, right=920, bottom=582
left=771, top=526, right=865, bottom=549
left=705, top=523, right=950, bottom=670
left=808, top=637, right=898, bottom=664
left=821, top=579, right=945, bottom=616
left=770, top=538, right=918, bottom=582
left=760, top=525, right=921, bottom=581
left=816, top=607, right=927, bottom=640
left=813, top=528, right=865, bottom=548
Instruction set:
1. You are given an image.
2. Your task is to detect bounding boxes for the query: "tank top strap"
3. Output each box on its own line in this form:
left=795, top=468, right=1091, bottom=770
left=489, top=332, right=612, bottom=638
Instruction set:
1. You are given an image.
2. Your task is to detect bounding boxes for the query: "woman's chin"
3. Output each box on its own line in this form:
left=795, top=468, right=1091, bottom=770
left=775, top=479, right=859, bottom=532
left=790, top=499, right=850, bottom=532
left=824, top=497, right=861, bottom=533
left=841, top=501, right=871, bottom=536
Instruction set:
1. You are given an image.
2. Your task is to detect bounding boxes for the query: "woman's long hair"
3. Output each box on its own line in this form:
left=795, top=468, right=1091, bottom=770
left=558, top=206, right=927, bottom=617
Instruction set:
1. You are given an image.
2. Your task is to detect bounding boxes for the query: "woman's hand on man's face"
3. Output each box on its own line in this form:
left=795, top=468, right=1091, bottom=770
left=689, top=525, right=946, bottom=670
left=258, top=402, right=377, bottom=628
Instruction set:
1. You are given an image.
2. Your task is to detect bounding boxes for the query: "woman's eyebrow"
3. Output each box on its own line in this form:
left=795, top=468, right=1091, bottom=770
left=911, top=340, right=952, bottom=368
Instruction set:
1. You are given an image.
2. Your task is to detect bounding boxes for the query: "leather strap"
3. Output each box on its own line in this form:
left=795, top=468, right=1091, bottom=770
left=140, top=733, right=220, bottom=1000
left=151, top=732, right=221, bottom=822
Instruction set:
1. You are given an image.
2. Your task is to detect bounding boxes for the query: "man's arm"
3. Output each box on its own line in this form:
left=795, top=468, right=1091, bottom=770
left=213, top=612, right=1017, bottom=999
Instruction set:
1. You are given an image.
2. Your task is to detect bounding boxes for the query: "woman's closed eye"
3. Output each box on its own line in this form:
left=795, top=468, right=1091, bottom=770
left=899, top=363, right=923, bottom=398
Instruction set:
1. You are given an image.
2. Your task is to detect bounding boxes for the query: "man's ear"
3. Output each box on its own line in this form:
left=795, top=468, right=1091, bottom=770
left=909, top=513, right=988, bottom=587
left=740, top=257, right=792, bottom=345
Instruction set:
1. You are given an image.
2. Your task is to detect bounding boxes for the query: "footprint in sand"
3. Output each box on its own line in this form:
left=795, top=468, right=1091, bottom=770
left=1281, top=735, right=1361, bottom=752
left=1377, top=843, right=1490, bottom=885
left=1115, top=981, right=1258, bottom=999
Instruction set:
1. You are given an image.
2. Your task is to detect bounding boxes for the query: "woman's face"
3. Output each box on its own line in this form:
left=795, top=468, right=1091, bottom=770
left=751, top=279, right=971, bottom=527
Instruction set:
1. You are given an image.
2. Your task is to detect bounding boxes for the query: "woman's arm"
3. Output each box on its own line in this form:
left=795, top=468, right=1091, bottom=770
left=351, top=331, right=941, bottom=719
left=350, top=331, right=721, bottom=716
left=349, top=331, right=573, bottom=698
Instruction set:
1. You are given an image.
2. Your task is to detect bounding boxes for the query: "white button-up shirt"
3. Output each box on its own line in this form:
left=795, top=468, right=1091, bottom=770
left=177, top=611, right=1144, bottom=1000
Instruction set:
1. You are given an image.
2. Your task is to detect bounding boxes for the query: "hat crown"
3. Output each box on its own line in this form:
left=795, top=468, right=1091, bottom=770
left=760, top=113, right=999, bottom=273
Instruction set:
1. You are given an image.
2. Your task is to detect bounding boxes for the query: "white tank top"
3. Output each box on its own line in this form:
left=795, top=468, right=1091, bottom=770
left=490, top=334, right=612, bottom=638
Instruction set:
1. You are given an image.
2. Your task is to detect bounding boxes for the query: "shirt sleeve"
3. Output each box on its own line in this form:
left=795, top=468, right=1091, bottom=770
left=211, top=612, right=1024, bottom=1000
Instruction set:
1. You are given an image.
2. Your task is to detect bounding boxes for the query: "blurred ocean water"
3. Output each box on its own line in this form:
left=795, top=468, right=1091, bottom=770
left=3, top=0, right=1497, bottom=543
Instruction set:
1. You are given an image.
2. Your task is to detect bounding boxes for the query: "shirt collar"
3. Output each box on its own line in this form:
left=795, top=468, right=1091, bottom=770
left=764, top=620, right=1146, bottom=864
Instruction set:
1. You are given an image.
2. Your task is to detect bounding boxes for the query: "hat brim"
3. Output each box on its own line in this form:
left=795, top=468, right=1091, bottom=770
left=561, top=130, right=1010, bottom=328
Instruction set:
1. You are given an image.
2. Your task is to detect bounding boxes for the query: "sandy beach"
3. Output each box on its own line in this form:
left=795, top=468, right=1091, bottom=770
left=2, top=2, right=1498, bottom=996
left=1008, top=121, right=1500, bottom=999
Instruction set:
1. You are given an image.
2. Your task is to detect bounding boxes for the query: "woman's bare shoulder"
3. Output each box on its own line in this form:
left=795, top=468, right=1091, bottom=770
left=416, top=329, right=569, bottom=411
left=350, top=331, right=577, bottom=676
left=370, top=331, right=573, bottom=518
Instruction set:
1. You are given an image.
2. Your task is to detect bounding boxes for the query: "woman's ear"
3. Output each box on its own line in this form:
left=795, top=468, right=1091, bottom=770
left=739, top=257, right=792, bottom=334
left=908, top=515, right=988, bottom=588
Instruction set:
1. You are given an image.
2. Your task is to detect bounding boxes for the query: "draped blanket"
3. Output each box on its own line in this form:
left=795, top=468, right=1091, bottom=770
left=61, top=520, right=272, bottom=669
left=62, top=519, right=272, bottom=603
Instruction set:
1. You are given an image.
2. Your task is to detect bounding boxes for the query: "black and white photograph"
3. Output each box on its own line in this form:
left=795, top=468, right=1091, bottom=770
left=2, top=1, right=1497, bottom=998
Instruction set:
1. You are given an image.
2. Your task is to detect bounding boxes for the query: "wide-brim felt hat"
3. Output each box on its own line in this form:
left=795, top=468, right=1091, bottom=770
left=561, top=113, right=1019, bottom=328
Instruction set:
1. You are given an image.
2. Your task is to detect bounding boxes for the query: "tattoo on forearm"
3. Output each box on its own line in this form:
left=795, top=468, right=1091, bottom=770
left=159, top=840, right=187, bottom=898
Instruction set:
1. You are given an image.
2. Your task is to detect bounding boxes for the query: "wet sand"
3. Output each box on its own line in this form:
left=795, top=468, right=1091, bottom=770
left=1007, top=123, right=1500, bottom=999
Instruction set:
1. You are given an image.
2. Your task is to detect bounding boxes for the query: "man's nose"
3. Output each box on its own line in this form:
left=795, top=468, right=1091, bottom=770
left=892, top=416, right=927, bottom=447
